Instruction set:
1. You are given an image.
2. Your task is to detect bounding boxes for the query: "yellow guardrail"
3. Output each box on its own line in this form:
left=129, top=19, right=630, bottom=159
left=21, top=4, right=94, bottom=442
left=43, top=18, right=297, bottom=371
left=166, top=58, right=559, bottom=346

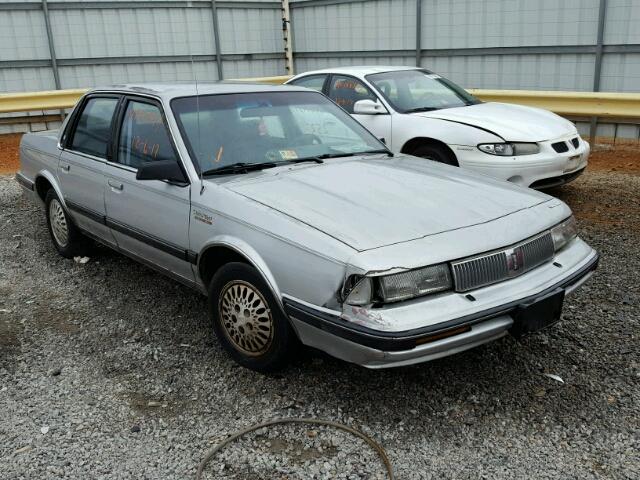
left=467, top=89, right=640, bottom=118
left=0, top=88, right=88, bottom=113
left=1, top=77, right=640, bottom=119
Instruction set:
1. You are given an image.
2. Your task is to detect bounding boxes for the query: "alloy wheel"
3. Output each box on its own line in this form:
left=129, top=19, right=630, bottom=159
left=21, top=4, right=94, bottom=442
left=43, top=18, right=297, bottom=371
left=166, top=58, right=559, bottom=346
left=49, top=199, right=69, bottom=247
left=218, top=280, right=273, bottom=356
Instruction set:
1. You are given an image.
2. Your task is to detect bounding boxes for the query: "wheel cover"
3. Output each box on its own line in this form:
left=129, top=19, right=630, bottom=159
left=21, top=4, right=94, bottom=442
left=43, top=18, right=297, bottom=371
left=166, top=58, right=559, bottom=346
left=49, top=199, right=69, bottom=247
left=218, top=280, right=273, bottom=356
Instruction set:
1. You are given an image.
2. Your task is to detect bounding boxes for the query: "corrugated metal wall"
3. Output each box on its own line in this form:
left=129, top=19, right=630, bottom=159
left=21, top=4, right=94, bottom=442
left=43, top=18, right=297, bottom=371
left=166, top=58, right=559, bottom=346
left=1, top=0, right=639, bottom=137
left=0, top=0, right=284, bottom=94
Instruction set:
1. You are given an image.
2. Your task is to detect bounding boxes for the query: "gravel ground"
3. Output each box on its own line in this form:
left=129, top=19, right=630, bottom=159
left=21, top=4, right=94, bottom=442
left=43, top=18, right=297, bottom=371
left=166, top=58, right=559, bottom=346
left=0, top=166, right=638, bottom=479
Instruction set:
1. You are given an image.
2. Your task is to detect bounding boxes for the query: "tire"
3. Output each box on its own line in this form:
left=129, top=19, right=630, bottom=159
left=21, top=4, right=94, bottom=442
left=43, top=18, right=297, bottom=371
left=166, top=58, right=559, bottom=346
left=44, top=189, right=90, bottom=258
left=208, top=262, right=298, bottom=372
left=411, top=144, right=458, bottom=166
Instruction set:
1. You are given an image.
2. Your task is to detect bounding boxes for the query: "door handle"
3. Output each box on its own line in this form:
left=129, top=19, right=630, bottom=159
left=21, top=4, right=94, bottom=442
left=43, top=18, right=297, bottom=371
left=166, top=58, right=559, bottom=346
left=108, top=180, right=123, bottom=191
left=61, top=164, right=70, bottom=172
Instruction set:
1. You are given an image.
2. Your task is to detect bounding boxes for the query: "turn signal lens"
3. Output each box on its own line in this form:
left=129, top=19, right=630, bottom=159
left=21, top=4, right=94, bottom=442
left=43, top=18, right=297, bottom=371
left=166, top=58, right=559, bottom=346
left=345, top=277, right=373, bottom=306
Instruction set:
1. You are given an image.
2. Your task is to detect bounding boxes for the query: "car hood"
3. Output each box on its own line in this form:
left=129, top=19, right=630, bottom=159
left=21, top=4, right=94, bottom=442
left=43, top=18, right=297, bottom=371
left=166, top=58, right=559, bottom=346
left=223, top=155, right=551, bottom=252
left=417, top=102, right=577, bottom=141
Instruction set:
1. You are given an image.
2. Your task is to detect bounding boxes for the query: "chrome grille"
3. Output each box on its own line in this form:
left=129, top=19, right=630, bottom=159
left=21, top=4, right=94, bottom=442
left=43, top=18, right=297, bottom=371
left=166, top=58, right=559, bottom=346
left=451, top=232, right=555, bottom=292
left=571, top=137, right=580, bottom=149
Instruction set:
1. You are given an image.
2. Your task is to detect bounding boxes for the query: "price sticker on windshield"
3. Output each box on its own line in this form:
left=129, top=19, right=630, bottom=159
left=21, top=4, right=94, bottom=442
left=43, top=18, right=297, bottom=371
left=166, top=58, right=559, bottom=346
left=279, top=150, right=298, bottom=160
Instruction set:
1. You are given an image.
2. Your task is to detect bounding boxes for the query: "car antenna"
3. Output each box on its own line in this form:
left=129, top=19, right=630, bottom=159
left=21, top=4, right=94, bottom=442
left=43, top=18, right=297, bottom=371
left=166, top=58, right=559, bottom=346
left=192, top=54, right=205, bottom=195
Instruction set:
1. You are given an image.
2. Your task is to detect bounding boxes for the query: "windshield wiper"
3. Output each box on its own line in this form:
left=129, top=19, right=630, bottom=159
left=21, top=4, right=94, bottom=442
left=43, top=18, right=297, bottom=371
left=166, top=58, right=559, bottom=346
left=275, top=157, right=324, bottom=165
left=357, top=148, right=394, bottom=157
left=404, top=106, right=440, bottom=113
left=201, top=162, right=277, bottom=176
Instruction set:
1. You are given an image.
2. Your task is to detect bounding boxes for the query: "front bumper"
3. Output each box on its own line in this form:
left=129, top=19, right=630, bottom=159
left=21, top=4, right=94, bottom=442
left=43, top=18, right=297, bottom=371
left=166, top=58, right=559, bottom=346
left=455, top=135, right=589, bottom=189
left=284, top=240, right=598, bottom=368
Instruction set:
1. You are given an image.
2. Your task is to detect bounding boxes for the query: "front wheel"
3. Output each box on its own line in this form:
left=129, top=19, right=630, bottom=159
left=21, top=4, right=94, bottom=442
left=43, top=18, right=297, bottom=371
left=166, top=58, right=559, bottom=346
left=411, top=144, right=458, bottom=166
left=45, top=189, right=90, bottom=258
left=208, top=262, right=298, bottom=372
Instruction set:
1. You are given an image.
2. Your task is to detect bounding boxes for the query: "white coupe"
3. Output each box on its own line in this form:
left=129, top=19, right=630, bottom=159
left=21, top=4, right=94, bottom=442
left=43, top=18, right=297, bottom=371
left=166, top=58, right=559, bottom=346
left=287, top=66, right=589, bottom=189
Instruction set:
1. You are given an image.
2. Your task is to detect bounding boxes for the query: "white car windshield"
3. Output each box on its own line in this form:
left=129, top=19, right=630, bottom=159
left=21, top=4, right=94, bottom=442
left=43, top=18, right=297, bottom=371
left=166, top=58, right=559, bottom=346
left=366, top=70, right=480, bottom=113
left=171, top=91, right=387, bottom=174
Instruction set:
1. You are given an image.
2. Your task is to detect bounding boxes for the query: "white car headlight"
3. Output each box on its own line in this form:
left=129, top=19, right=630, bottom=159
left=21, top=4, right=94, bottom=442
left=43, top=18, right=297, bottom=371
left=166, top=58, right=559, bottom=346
left=551, top=216, right=578, bottom=251
left=378, top=264, right=452, bottom=304
left=478, top=143, right=540, bottom=156
left=344, top=264, right=453, bottom=306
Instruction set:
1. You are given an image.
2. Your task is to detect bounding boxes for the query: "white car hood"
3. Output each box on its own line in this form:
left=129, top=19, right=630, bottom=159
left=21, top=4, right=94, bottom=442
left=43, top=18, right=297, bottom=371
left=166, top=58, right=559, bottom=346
left=224, top=155, right=551, bottom=252
left=418, top=102, right=577, bottom=141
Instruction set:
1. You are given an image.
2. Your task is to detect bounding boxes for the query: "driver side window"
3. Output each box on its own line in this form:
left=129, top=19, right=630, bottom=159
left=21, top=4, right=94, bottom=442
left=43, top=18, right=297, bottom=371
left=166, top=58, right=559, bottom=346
left=328, top=75, right=377, bottom=114
left=117, top=100, right=175, bottom=169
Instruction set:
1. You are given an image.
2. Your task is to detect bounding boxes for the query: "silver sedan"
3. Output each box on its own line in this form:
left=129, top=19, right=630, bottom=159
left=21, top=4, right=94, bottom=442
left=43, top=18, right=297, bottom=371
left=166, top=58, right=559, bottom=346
left=16, top=83, right=598, bottom=371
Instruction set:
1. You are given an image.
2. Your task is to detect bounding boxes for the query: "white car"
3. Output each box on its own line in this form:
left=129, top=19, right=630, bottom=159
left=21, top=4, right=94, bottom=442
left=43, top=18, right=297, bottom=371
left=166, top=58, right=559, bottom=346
left=287, top=66, right=589, bottom=189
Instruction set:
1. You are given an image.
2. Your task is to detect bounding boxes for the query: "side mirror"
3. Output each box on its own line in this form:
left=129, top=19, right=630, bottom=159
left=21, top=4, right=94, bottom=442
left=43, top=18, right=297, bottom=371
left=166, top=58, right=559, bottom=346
left=136, top=160, right=187, bottom=184
left=353, top=99, right=386, bottom=115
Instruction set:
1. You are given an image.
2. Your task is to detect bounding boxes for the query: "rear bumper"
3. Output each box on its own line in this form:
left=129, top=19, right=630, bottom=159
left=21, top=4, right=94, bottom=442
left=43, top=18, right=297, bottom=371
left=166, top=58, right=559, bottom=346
left=285, top=249, right=598, bottom=369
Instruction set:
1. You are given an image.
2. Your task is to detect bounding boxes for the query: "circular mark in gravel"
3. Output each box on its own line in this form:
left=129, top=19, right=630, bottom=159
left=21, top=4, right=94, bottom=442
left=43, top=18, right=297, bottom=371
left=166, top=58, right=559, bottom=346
left=197, top=419, right=394, bottom=479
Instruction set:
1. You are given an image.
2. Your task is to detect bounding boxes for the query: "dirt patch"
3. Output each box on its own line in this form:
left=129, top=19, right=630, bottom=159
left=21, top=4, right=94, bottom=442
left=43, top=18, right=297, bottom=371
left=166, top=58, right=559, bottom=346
left=0, top=134, right=22, bottom=175
left=588, top=143, right=640, bottom=175
left=32, top=297, right=81, bottom=335
left=121, top=391, right=188, bottom=418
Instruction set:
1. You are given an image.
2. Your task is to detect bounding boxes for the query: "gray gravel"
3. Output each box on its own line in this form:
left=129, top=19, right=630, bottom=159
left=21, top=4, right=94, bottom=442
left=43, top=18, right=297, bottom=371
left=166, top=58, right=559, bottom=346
left=0, top=168, right=638, bottom=479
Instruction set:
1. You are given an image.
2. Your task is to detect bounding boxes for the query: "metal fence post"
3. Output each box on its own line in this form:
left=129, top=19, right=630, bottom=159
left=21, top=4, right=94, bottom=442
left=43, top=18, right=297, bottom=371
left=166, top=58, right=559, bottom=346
left=590, top=0, right=608, bottom=146
left=282, top=0, right=294, bottom=75
left=415, top=0, right=422, bottom=67
left=41, top=0, right=61, bottom=90
left=210, top=0, right=224, bottom=80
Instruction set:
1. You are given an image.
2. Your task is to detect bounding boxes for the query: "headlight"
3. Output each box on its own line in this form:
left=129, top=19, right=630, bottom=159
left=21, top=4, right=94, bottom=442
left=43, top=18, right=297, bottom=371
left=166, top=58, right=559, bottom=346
left=478, top=143, right=540, bottom=156
left=551, top=216, right=578, bottom=251
left=378, top=263, right=452, bottom=303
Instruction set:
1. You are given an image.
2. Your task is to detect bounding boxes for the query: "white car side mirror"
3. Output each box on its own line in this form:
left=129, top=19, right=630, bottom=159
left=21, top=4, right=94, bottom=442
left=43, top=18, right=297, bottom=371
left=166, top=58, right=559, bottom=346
left=353, top=99, right=386, bottom=115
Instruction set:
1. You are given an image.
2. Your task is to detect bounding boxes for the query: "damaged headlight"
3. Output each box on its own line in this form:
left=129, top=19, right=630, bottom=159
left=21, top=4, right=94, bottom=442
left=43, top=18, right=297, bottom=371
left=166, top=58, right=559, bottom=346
left=551, top=216, right=578, bottom=251
left=344, top=264, right=453, bottom=306
left=478, top=143, right=539, bottom=156
left=378, top=264, right=452, bottom=303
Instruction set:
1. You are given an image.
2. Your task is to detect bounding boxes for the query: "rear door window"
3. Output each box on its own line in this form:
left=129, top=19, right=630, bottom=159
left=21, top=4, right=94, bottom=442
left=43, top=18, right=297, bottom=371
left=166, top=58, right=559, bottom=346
left=116, top=100, right=176, bottom=169
left=289, top=74, right=328, bottom=93
left=69, top=97, right=119, bottom=158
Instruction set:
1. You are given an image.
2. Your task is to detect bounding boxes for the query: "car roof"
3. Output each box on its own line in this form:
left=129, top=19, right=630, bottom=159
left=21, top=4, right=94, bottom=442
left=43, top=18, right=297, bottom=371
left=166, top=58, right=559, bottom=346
left=292, top=65, right=423, bottom=78
left=87, top=82, right=309, bottom=100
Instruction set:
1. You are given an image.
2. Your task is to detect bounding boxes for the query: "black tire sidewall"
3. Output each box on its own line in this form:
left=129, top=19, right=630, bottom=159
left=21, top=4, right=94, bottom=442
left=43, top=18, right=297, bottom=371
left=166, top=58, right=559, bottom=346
left=44, top=189, right=87, bottom=258
left=208, top=262, right=297, bottom=372
left=413, top=144, right=458, bottom=166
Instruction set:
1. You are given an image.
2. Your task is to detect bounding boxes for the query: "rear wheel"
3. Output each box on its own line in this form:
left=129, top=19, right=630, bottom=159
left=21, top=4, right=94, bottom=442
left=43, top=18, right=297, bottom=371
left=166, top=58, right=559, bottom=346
left=45, top=189, right=90, bottom=258
left=208, top=262, right=297, bottom=372
left=411, top=144, right=458, bottom=166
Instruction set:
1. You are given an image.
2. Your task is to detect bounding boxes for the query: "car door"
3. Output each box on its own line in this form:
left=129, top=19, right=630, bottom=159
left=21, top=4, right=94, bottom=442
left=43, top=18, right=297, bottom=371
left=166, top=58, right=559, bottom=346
left=58, top=94, right=120, bottom=246
left=104, top=95, right=194, bottom=284
left=326, top=74, right=392, bottom=146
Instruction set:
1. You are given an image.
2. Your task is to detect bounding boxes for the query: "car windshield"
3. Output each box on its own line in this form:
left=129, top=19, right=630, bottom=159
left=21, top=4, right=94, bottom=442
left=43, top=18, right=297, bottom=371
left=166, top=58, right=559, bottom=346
left=171, top=91, right=386, bottom=173
left=366, top=70, right=480, bottom=113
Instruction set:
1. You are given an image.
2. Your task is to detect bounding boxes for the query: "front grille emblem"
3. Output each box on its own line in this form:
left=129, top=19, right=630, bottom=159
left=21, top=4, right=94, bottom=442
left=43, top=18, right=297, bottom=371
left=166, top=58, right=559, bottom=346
left=506, top=247, right=525, bottom=273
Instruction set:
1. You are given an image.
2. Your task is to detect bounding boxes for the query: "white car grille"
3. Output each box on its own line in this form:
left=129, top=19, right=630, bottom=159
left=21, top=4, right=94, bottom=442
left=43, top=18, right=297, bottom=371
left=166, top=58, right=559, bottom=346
left=451, top=232, right=555, bottom=292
